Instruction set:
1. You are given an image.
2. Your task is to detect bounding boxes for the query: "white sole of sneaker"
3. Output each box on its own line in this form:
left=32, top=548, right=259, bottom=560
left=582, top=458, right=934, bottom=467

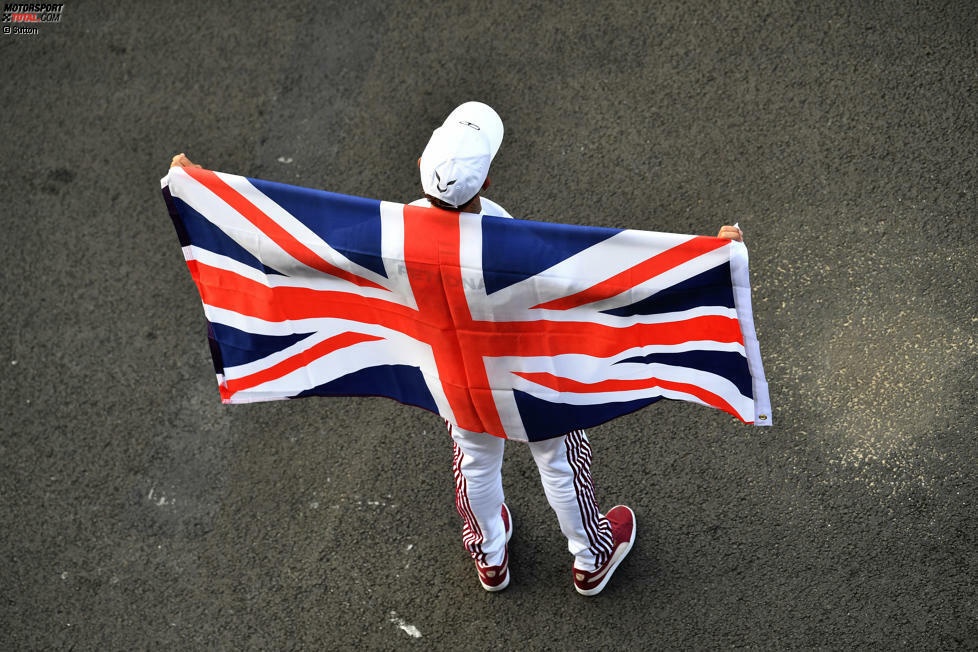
left=574, top=506, right=636, bottom=597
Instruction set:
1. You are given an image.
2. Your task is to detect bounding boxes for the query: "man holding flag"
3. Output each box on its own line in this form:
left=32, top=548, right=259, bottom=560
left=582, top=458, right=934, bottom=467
left=167, top=102, right=747, bottom=597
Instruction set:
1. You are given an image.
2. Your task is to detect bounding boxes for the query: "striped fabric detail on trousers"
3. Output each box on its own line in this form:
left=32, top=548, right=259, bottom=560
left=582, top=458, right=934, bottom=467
left=450, top=423, right=487, bottom=564
left=565, top=429, right=614, bottom=567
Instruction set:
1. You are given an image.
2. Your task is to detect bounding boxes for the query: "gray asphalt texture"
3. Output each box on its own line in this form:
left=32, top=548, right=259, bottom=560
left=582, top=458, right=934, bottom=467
left=2, top=1, right=976, bottom=649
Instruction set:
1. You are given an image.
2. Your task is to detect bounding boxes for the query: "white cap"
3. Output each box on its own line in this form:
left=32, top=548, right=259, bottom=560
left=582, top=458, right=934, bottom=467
left=419, top=102, right=503, bottom=208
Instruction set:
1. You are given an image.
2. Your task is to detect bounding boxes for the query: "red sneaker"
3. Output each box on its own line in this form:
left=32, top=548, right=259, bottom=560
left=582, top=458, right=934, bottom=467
left=475, top=503, right=513, bottom=592
left=573, top=505, right=636, bottom=596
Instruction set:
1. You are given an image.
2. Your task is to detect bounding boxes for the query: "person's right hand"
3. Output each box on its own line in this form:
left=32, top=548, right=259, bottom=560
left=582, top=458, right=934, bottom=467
left=716, top=225, right=743, bottom=242
left=170, top=153, right=201, bottom=169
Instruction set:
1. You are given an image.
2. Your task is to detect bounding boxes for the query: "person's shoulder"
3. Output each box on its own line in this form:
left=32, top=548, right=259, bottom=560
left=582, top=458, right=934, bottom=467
left=480, top=197, right=513, bottom=219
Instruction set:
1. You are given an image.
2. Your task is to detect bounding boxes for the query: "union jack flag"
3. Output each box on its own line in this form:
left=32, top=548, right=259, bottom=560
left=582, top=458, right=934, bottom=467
left=161, top=167, right=771, bottom=441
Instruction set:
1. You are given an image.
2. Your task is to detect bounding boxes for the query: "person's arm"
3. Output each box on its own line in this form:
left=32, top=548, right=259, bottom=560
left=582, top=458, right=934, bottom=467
left=716, top=225, right=743, bottom=242
left=169, top=153, right=201, bottom=169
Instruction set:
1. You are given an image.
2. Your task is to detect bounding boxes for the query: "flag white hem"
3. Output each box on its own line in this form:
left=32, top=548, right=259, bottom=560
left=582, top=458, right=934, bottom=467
left=728, top=242, right=773, bottom=426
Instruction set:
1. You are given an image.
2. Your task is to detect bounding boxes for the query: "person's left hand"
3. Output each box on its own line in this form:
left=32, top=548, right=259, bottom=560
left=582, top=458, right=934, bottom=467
left=170, top=153, right=201, bottom=169
left=717, top=225, right=743, bottom=242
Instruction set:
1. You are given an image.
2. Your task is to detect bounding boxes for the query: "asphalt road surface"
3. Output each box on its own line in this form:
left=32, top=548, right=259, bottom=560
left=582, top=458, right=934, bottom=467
left=2, top=1, right=976, bottom=649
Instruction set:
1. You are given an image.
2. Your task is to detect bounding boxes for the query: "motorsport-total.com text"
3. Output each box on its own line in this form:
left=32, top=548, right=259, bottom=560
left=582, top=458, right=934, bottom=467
left=2, top=3, right=63, bottom=22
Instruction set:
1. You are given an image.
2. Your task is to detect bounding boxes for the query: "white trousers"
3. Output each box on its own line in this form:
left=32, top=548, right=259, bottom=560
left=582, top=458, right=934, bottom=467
left=449, top=423, right=614, bottom=571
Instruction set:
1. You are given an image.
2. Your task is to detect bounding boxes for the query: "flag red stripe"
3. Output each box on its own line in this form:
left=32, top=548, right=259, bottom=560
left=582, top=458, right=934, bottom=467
left=186, top=260, right=743, bottom=360
left=224, top=331, right=383, bottom=396
left=531, top=236, right=729, bottom=311
left=466, top=315, right=744, bottom=356
left=403, top=205, right=507, bottom=436
left=185, top=259, right=421, bottom=329
left=514, top=371, right=747, bottom=423
left=184, top=168, right=387, bottom=291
